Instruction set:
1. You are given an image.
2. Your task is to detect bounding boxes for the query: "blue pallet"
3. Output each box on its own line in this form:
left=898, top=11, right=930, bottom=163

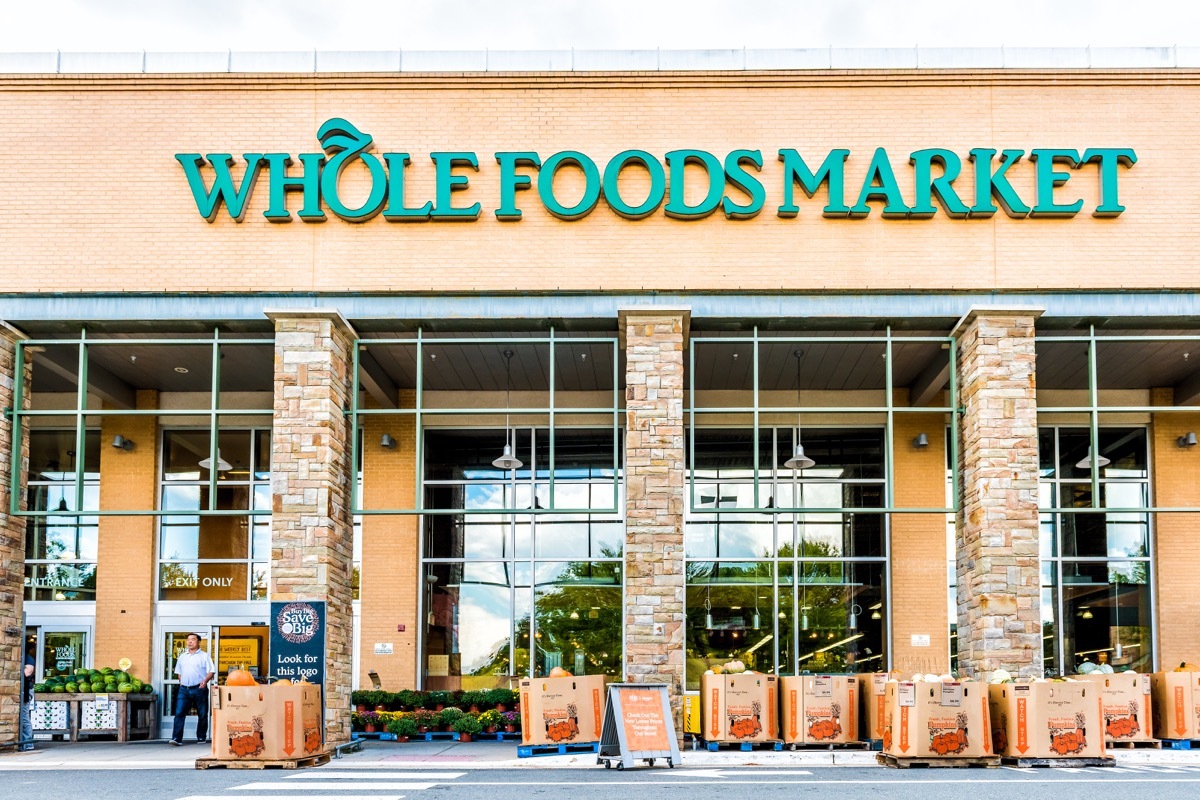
left=351, top=732, right=398, bottom=741
left=517, top=741, right=600, bottom=758
left=866, top=739, right=883, bottom=751
left=477, top=731, right=522, bottom=742
left=1161, top=739, right=1196, bottom=750
left=699, top=738, right=783, bottom=752
left=420, top=731, right=462, bottom=742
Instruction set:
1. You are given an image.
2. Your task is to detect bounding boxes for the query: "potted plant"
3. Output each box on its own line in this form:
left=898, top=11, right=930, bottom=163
left=351, top=710, right=366, bottom=731
left=438, top=707, right=465, bottom=732
left=396, top=689, right=422, bottom=711
left=387, top=715, right=420, bottom=742
left=478, top=709, right=503, bottom=734
left=501, top=710, right=520, bottom=733
left=413, top=709, right=438, bottom=733
left=425, top=690, right=452, bottom=711
left=485, top=687, right=514, bottom=711
left=452, top=713, right=483, bottom=742
left=459, top=690, right=485, bottom=713
left=360, top=709, right=381, bottom=733
left=352, top=689, right=371, bottom=713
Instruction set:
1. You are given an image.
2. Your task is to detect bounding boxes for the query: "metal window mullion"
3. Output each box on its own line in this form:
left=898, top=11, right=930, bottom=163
left=611, top=337, right=619, bottom=512
left=416, top=329, right=425, bottom=513
left=1088, top=327, right=1100, bottom=510
left=753, top=326, right=761, bottom=509
left=549, top=329, right=555, bottom=510
left=351, top=341, right=361, bottom=513
left=74, top=330, right=88, bottom=515
left=689, top=340, right=696, bottom=515
left=885, top=327, right=895, bottom=509
left=8, top=341, right=25, bottom=516
left=208, top=330, right=221, bottom=512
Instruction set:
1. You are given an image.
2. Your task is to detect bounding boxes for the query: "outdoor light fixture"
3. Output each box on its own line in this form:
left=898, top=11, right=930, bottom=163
left=704, top=588, right=713, bottom=630
left=492, top=349, right=523, bottom=471
left=380, top=433, right=396, bottom=449
left=913, top=432, right=929, bottom=448
left=198, top=451, right=233, bottom=472
left=800, top=605, right=810, bottom=632
left=1178, top=432, right=1198, bottom=448
left=784, top=350, right=816, bottom=471
left=111, top=435, right=134, bottom=451
left=425, top=573, right=438, bottom=627
left=55, top=497, right=68, bottom=512
left=1076, top=447, right=1110, bottom=470
left=848, top=604, right=861, bottom=631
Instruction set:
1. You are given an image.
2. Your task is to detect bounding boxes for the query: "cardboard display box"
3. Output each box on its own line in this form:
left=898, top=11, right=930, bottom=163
left=883, top=680, right=992, bottom=758
left=780, top=675, right=857, bottom=744
left=211, top=683, right=322, bottom=761
left=1075, top=672, right=1154, bottom=742
left=699, top=672, right=778, bottom=743
left=518, top=675, right=606, bottom=746
left=1151, top=671, right=1200, bottom=740
left=856, top=673, right=889, bottom=741
left=988, top=682, right=1105, bottom=758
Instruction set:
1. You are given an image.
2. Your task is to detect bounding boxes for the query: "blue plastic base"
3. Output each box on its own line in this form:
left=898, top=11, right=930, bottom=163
left=1161, top=739, right=1196, bottom=750
left=517, top=741, right=600, bottom=758
left=699, top=738, right=783, bottom=752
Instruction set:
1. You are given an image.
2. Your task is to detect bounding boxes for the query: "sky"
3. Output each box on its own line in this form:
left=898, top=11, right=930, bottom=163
left=2, top=0, right=1196, bottom=53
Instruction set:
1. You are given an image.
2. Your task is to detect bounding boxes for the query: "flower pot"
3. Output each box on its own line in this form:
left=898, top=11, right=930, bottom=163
left=398, top=735, right=410, bottom=743
left=417, top=726, right=429, bottom=734
left=504, top=724, right=516, bottom=733
left=458, top=733, right=472, bottom=742
left=365, top=724, right=377, bottom=733
left=356, top=704, right=367, bottom=713
left=495, top=703, right=507, bottom=712
left=469, top=704, right=480, bottom=714
left=484, top=726, right=497, bottom=734
left=374, top=705, right=387, bottom=712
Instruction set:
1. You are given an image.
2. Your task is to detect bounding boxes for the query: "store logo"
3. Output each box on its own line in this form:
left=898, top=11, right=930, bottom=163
left=276, top=601, right=321, bottom=644
left=176, top=119, right=1137, bottom=224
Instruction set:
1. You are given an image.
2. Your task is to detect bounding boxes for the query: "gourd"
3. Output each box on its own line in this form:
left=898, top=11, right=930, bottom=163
left=226, top=667, right=257, bottom=686
left=548, top=666, right=573, bottom=678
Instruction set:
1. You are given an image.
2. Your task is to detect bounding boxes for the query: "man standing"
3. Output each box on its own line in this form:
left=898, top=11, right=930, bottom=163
left=20, top=648, right=35, bottom=751
left=171, top=633, right=216, bottom=746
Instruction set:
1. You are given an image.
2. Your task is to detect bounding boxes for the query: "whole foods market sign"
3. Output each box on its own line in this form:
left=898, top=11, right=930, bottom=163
left=177, top=118, right=1136, bottom=224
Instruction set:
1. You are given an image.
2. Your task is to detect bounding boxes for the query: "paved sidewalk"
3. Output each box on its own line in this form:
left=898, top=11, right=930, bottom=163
left=2, top=738, right=1198, bottom=770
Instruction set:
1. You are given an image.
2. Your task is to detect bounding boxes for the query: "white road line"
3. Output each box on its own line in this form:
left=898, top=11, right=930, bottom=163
left=180, top=796, right=404, bottom=800
left=232, top=782, right=437, bottom=791
left=447, top=778, right=1200, bottom=785
left=1002, top=766, right=1034, bottom=772
left=286, top=772, right=465, bottom=779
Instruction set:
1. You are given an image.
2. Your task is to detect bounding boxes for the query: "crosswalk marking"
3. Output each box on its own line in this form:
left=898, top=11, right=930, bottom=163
left=231, top=782, right=437, bottom=791
left=181, top=796, right=405, bottom=800
left=284, top=772, right=465, bottom=780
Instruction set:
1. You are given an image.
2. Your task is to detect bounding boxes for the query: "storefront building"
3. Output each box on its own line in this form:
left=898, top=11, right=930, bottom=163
left=2, top=47, right=1199, bottom=743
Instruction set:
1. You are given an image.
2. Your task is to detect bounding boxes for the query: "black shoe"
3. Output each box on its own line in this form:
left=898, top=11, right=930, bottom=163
left=196, top=739, right=207, bottom=744
left=168, top=740, right=182, bottom=747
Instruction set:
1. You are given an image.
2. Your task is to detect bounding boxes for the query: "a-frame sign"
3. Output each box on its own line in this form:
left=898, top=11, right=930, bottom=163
left=597, top=683, right=681, bottom=770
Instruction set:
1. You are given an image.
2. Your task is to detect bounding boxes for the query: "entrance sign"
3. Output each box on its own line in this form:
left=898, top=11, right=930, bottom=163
left=177, top=119, right=1137, bottom=224
left=597, top=683, right=681, bottom=770
left=269, top=600, right=326, bottom=687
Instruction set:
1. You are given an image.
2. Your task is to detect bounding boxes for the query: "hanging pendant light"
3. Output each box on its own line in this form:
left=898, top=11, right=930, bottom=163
left=848, top=604, right=861, bottom=631
left=1075, top=446, right=1110, bottom=470
left=198, top=450, right=233, bottom=472
left=493, top=349, right=524, bottom=471
left=704, top=589, right=714, bottom=630
left=784, top=349, right=816, bottom=471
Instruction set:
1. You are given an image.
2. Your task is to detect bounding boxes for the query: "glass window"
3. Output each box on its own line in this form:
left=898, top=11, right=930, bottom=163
left=24, top=430, right=100, bottom=601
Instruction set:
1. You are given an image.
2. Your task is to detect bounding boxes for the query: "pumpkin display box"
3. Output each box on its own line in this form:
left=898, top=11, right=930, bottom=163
left=211, top=677, right=323, bottom=761
left=1075, top=672, right=1154, bottom=743
left=988, top=681, right=1104, bottom=759
left=1151, top=669, right=1200, bottom=740
left=884, top=679, right=992, bottom=759
left=856, top=673, right=890, bottom=741
left=780, top=675, right=856, bottom=745
left=518, top=674, right=606, bottom=747
left=699, top=672, right=778, bottom=743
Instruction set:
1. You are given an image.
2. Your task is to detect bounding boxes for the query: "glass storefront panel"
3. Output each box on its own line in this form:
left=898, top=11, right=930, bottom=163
left=42, top=631, right=88, bottom=679
left=426, top=562, right=515, bottom=686
left=24, top=562, right=96, bottom=601
left=685, top=562, right=775, bottom=690
left=1060, top=561, right=1152, bottom=674
left=159, top=562, right=250, bottom=601
left=532, top=561, right=622, bottom=678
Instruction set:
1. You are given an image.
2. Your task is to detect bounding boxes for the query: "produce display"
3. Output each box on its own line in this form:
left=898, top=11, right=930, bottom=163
left=704, top=659, right=754, bottom=675
left=33, top=666, right=153, bottom=694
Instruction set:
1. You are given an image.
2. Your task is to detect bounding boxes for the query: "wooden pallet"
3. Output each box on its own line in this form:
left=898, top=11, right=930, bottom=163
left=786, top=740, right=871, bottom=751
left=697, top=738, right=784, bottom=752
left=517, top=741, right=600, bottom=758
left=877, top=753, right=1001, bottom=769
left=195, top=752, right=331, bottom=770
left=1001, top=756, right=1115, bottom=768
left=1106, top=738, right=1162, bottom=749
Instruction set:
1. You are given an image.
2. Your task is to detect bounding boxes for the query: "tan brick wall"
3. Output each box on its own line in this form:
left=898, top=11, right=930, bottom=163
left=0, top=328, right=30, bottom=745
left=890, top=407, right=950, bottom=673
left=1150, top=389, right=1200, bottom=669
left=358, top=393, right=419, bottom=689
left=94, top=391, right=158, bottom=678
left=0, top=71, right=1193, bottom=294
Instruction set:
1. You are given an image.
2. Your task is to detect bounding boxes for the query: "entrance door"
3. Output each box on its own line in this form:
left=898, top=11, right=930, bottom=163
left=158, top=626, right=213, bottom=740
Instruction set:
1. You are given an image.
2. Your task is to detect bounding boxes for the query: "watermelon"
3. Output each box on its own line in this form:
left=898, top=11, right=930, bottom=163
left=100, top=667, right=114, bottom=676
left=33, top=684, right=46, bottom=693
left=77, top=682, right=91, bottom=693
left=130, top=678, right=143, bottom=691
left=64, top=682, right=78, bottom=693
left=118, top=682, right=133, bottom=693
left=141, top=684, right=154, bottom=694
left=114, top=671, right=129, bottom=684
left=104, top=682, right=117, bottom=693
left=74, top=668, right=89, bottom=677
left=51, top=684, right=65, bottom=693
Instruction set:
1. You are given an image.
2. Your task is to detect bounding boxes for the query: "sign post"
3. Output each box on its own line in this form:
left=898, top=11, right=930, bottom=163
left=597, top=683, right=680, bottom=770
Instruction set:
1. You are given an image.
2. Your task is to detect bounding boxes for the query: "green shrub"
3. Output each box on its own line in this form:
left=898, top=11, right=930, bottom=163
left=452, top=714, right=483, bottom=735
left=386, top=716, right=420, bottom=737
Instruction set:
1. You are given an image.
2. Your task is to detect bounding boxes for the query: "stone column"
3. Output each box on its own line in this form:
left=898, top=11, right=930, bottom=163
left=953, top=307, right=1043, bottom=679
left=0, top=324, right=30, bottom=748
left=621, top=308, right=688, bottom=730
left=267, top=309, right=356, bottom=746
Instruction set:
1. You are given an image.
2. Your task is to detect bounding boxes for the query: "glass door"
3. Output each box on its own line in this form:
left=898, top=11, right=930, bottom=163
left=159, top=625, right=213, bottom=739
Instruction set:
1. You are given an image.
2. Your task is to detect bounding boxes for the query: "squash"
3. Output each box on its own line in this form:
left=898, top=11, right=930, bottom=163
left=225, top=666, right=257, bottom=687
left=548, top=667, right=572, bottom=678
left=273, top=678, right=293, bottom=686
left=1175, top=662, right=1200, bottom=672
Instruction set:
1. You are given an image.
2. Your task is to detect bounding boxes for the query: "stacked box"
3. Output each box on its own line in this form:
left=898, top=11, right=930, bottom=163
left=988, top=682, right=1105, bottom=758
left=518, top=675, right=606, bottom=746
left=1151, top=671, right=1200, bottom=740
left=699, top=672, right=778, bottom=743
left=856, top=673, right=889, bottom=741
left=1075, top=672, right=1154, bottom=743
left=211, top=683, right=322, bottom=760
left=780, top=675, right=857, bottom=744
left=884, top=680, right=992, bottom=758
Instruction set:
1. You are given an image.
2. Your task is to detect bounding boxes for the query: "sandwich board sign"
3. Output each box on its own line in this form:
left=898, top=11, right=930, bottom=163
left=597, top=683, right=681, bottom=770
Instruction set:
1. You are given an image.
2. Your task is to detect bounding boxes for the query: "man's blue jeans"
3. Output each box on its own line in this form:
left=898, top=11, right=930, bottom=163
left=172, top=685, right=209, bottom=743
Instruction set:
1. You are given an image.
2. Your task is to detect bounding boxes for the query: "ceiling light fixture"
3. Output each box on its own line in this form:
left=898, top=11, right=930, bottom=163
left=784, top=350, right=816, bottom=471
left=198, top=450, right=233, bottom=472
left=492, top=349, right=523, bottom=471
left=1076, top=447, right=1110, bottom=470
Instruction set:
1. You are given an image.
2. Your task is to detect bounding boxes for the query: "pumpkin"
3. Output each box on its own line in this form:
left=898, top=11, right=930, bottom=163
left=274, top=678, right=293, bottom=686
left=548, top=667, right=573, bottom=678
left=1175, top=662, right=1200, bottom=672
left=225, top=666, right=257, bottom=687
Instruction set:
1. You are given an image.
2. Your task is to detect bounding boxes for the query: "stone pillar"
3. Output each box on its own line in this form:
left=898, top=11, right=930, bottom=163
left=0, top=324, right=30, bottom=748
left=953, top=308, right=1043, bottom=679
left=267, top=310, right=356, bottom=746
left=621, top=308, right=688, bottom=730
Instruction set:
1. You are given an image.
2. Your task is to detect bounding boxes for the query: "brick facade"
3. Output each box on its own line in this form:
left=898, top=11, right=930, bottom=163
left=954, top=309, right=1043, bottom=678
left=268, top=310, right=356, bottom=745
left=622, top=310, right=687, bottom=728
left=0, top=327, right=30, bottom=747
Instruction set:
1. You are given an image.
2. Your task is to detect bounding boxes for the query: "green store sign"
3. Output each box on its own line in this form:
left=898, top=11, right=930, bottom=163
left=176, top=118, right=1136, bottom=224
